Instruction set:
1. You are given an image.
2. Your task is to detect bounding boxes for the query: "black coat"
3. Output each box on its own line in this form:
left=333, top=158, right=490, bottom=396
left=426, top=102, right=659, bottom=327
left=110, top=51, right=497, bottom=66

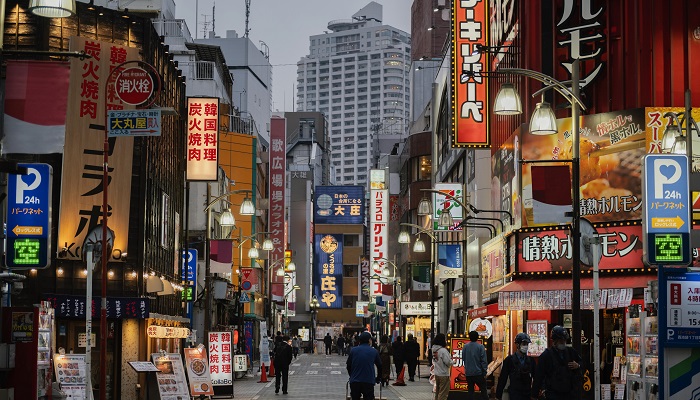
left=403, top=340, right=420, bottom=361
left=391, top=341, right=405, bottom=363
left=274, top=342, right=293, bottom=368
left=496, top=352, right=535, bottom=399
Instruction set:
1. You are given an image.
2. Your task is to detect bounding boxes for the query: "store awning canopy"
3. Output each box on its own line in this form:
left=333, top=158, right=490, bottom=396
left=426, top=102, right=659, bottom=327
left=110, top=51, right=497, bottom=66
left=499, top=275, right=655, bottom=292
left=496, top=275, right=655, bottom=311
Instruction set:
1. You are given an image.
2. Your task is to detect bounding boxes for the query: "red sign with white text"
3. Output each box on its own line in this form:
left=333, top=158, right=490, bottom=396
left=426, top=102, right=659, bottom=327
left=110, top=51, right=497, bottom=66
left=269, top=117, right=287, bottom=299
left=451, top=0, right=490, bottom=148
left=517, top=224, right=644, bottom=272
left=115, top=67, right=154, bottom=105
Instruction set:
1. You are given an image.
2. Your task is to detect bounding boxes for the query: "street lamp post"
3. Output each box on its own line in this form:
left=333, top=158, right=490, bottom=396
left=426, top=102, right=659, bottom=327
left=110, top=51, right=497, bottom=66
left=398, top=223, right=437, bottom=345
left=486, top=61, right=587, bottom=353
left=269, top=259, right=296, bottom=334
left=372, top=258, right=401, bottom=337
left=310, top=295, right=320, bottom=353
left=283, top=284, right=300, bottom=335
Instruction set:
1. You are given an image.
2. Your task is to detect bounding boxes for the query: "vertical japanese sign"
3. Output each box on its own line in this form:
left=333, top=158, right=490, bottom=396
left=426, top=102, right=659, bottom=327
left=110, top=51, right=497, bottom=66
left=313, top=234, right=343, bottom=308
left=555, top=1, right=605, bottom=89
left=359, top=256, right=370, bottom=301
left=208, top=332, right=233, bottom=386
left=58, top=37, right=138, bottom=260
left=452, top=0, right=490, bottom=148
left=370, top=189, right=389, bottom=297
left=186, top=97, right=219, bottom=181
left=269, top=117, right=287, bottom=298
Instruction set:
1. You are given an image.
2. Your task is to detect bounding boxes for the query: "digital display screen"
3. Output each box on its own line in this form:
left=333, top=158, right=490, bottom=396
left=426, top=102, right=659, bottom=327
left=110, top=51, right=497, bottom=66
left=654, top=234, right=684, bottom=262
left=12, top=238, right=41, bottom=265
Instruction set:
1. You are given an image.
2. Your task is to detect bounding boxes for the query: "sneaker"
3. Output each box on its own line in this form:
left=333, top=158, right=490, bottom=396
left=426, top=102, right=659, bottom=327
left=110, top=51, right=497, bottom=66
left=275, top=389, right=279, bottom=394
left=283, top=392, right=288, bottom=395
left=409, top=378, right=415, bottom=382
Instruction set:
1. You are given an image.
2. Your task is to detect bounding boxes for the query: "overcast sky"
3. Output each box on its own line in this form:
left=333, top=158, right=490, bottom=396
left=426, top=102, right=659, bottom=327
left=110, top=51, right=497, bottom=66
left=174, top=0, right=412, bottom=112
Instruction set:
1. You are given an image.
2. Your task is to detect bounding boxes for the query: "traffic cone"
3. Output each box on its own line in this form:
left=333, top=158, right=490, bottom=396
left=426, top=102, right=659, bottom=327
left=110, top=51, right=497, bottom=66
left=392, top=366, right=407, bottom=386
left=258, top=362, right=269, bottom=383
left=269, top=358, right=276, bottom=376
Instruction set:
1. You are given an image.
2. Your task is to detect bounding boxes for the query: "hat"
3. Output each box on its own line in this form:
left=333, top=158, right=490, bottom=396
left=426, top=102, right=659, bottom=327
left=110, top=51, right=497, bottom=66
left=359, top=332, right=372, bottom=343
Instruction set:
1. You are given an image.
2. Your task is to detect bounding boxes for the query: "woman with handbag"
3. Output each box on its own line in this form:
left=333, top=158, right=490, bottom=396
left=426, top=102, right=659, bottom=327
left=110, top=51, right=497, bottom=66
left=431, top=333, right=453, bottom=400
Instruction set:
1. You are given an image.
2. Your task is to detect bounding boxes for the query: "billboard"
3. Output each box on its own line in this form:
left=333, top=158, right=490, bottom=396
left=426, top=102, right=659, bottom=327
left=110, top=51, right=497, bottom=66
left=481, top=236, right=506, bottom=301
left=432, top=183, right=464, bottom=231
left=269, top=117, right=287, bottom=299
left=314, top=186, right=365, bottom=224
left=370, top=189, right=389, bottom=297
left=451, top=0, right=490, bottom=148
left=186, top=97, right=219, bottom=181
left=313, top=234, right=343, bottom=308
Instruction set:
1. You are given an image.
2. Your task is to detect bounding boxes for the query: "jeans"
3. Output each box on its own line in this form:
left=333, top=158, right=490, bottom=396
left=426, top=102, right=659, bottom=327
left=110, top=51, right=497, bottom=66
left=350, top=382, right=375, bottom=400
left=465, top=375, right=488, bottom=400
left=275, top=366, right=289, bottom=393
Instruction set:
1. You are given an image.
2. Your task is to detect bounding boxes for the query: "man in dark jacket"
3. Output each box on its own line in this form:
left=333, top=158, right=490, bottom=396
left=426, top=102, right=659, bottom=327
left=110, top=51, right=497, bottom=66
left=403, top=334, right=420, bottom=381
left=324, top=333, right=333, bottom=355
left=347, top=331, right=382, bottom=399
left=391, top=336, right=405, bottom=380
left=531, top=326, right=583, bottom=400
left=496, top=333, right=535, bottom=400
left=337, top=335, right=346, bottom=355
left=274, top=335, right=294, bottom=394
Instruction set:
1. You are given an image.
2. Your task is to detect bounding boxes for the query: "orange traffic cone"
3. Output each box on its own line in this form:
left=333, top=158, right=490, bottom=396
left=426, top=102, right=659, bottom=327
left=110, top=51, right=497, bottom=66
left=258, top=362, right=269, bottom=383
left=269, top=358, right=276, bottom=376
left=392, top=366, right=407, bottom=386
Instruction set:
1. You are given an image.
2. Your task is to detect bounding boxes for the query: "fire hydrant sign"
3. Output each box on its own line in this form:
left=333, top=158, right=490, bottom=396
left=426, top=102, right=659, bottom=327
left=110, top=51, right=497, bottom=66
left=115, top=67, right=154, bottom=105
left=665, top=273, right=700, bottom=344
left=208, top=332, right=233, bottom=385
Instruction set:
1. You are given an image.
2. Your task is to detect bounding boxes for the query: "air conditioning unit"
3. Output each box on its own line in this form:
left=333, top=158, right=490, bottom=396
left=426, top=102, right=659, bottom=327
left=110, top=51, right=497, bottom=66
left=118, top=0, right=162, bottom=15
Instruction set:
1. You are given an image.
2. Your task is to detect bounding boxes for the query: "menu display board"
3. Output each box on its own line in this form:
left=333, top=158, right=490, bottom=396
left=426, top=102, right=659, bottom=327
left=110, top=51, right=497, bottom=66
left=184, top=348, right=214, bottom=396
left=151, top=353, right=189, bottom=399
left=526, top=320, right=548, bottom=357
left=53, top=354, right=88, bottom=399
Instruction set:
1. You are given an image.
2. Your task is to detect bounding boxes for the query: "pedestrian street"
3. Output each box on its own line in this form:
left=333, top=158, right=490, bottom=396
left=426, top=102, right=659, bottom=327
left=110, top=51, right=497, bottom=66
left=232, top=352, right=434, bottom=400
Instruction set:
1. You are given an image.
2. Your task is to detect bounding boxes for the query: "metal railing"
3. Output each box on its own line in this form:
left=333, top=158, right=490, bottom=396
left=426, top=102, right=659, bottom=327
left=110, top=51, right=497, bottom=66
left=224, top=115, right=258, bottom=136
left=152, top=19, right=192, bottom=42
left=180, top=61, right=216, bottom=81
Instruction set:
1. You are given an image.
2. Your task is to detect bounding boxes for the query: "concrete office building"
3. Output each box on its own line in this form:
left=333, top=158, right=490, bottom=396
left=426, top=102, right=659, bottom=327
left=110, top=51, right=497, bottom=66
left=295, top=1, right=411, bottom=186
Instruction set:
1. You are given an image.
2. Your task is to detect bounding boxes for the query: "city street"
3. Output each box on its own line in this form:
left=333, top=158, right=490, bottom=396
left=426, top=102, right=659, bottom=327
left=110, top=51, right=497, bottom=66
left=233, top=353, right=433, bottom=400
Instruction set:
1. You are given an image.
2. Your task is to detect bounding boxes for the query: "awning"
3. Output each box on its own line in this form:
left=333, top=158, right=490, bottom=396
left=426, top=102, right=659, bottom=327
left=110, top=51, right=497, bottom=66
left=496, top=275, right=655, bottom=311
left=467, top=303, right=506, bottom=320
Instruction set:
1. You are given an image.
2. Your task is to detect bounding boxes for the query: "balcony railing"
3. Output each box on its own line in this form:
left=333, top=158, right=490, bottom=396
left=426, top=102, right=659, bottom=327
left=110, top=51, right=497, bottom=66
left=223, top=115, right=258, bottom=137
left=152, top=19, right=192, bottom=43
left=180, top=61, right=216, bottom=81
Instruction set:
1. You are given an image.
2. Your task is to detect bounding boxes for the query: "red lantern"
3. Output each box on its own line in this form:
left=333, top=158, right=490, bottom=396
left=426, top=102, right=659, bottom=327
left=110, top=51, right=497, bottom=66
left=233, top=330, right=239, bottom=345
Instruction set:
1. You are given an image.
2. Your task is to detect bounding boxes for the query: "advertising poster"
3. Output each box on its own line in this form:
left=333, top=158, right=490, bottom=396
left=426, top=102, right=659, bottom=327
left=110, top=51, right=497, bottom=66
left=492, top=130, right=520, bottom=229
left=208, top=332, right=233, bottom=386
left=151, top=353, right=189, bottom=400
left=183, top=348, right=214, bottom=396
left=518, top=108, right=646, bottom=227
left=11, top=312, right=33, bottom=342
left=439, top=244, right=462, bottom=279
left=412, top=264, right=430, bottom=291
left=53, top=354, right=87, bottom=399
left=448, top=337, right=475, bottom=392
left=526, top=320, right=548, bottom=357
left=481, top=236, right=505, bottom=301
left=244, top=321, right=254, bottom=362
left=313, top=234, right=344, bottom=308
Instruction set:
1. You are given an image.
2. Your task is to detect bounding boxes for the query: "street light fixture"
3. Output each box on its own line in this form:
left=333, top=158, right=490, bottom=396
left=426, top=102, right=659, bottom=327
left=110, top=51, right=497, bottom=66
left=493, top=83, right=522, bottom=115
left=240, top=196, right=256, bottom=216
left=28, top=0, right=76, bottom=18
left=310, top=295, right=320, bottom=353
left=398, top=231, right=411, bottom=244
left=417, top=198, right=432, bottom=216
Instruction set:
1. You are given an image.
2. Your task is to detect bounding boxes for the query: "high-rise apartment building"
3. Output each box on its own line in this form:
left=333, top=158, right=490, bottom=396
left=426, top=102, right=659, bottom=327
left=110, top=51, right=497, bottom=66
left=296, top=2, right=411, bottom=186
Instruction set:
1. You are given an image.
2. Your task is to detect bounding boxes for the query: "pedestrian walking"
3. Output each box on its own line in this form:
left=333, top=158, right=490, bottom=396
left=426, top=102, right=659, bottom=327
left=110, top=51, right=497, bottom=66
left=338, top=335, right=346, bottom=356
left=531, top=326, right=583, bottom=400
left=347, top=331, right=382, bottom=399
left=378, top=335, right=392, bottom=386
left=291, top=335, right=300, bottom=359
left=496, top=333, right=535, bottom=400
left=391, top=336, right=404, bottom=380
left=462, top=330, right=488, bottom=400
left=404, top=333, right=420, bottom=382
left=324, top=333, right=333, bottom=355
left=431, top=333, right=454, bottom=400
left=274, top=335, right=294, bottom=395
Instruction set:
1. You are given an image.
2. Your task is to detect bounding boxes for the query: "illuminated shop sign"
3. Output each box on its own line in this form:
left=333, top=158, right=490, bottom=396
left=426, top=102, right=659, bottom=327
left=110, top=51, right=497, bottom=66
left=314, top=186, right=365, bottom=225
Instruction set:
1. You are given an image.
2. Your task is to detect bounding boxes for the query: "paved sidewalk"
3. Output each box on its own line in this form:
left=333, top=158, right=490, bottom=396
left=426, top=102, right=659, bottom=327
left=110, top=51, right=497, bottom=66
left=229, top=353, right=434, bottom=400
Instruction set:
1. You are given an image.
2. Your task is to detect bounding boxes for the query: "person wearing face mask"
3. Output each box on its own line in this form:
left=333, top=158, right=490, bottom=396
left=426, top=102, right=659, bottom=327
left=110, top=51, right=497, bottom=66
left=496, top=333, right=535, bottom=400
left=531, top=326, right=583, bottom=400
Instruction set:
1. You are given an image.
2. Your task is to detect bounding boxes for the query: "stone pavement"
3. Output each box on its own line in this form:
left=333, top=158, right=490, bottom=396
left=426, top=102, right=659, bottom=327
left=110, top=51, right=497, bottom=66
left=229, top=353, right=434, bottom=399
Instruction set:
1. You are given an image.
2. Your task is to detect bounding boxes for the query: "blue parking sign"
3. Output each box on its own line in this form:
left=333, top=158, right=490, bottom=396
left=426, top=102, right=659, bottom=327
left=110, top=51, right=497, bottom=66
left=181, top=249, right=197, bottom=281
left=6, top=164, right=52, bottom=269
left=643, top=154, right=692, bottom=265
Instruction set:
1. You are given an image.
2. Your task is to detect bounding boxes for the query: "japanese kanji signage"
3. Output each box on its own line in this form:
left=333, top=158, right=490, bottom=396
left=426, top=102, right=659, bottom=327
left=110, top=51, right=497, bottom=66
left=208, top=332, right=233, bottom=385
left=151, top=353, right=189, bottom=398
left=107, top=109, right=161, bottom=137
left=313, top=234, right=343, bottom=308
left=517, top=224, right=644, bottom=272
left=114, top=67, right=154, bottom=105
left=498, top=288, right=633, bottom=311
left=44, top=295, right=149, bottom=319
left=186, top=97, right=219, bottom=181
left=269, top=117, right=287, bottom=295
left=643, top=154, right=691, bottom=265
left=314, top=185, right=365, bottom=225
left=370, top=189, right=389, bottom=297
left=452, top=0, right=490, bottom=148
left=58, top=37, right=137, bottom=260
left=448, top=337, right=472, bottom=391
left=6, top=163, right=52, bottom=269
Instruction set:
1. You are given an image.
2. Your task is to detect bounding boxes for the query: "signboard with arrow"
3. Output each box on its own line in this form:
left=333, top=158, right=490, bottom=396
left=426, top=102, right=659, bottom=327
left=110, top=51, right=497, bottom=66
left=107, top=109, right=161, bottom=137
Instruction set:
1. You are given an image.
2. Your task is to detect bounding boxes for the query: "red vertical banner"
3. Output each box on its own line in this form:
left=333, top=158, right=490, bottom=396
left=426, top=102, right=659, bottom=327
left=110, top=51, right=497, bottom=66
left=452, top=0, right=490, bottom=148
left=269, top=117, right=287, bottom=300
